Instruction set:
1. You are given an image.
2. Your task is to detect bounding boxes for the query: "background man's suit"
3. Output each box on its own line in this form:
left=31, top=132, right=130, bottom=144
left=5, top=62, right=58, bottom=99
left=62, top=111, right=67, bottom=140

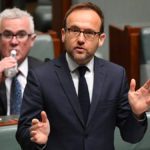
left=16, top=54, right=147, bottom=150
left=0, top=56, right=42, bottom=115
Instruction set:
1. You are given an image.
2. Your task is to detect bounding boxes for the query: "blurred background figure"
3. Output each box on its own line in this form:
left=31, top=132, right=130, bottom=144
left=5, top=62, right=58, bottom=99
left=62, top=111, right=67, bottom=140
left=0, top=7, right=42, bottom=116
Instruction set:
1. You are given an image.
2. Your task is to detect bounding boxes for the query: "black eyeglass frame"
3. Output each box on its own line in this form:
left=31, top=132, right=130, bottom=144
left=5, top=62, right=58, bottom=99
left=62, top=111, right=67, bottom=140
left=65, top=27, right=101, bottom=39
left=0, top=31, right=33, bottom=41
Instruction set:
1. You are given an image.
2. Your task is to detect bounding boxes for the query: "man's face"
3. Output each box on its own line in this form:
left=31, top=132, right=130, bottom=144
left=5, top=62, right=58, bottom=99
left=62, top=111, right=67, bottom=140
left=0, top=17, right=36, bottom=64
left=61, top=9, right=106, bottom=65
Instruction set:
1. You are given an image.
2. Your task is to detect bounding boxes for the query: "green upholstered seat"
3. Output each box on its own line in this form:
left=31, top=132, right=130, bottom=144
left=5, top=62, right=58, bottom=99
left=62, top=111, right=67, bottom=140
left=0, top=125, right=21, bottom=150
left=140, top=27, right=150, bottom=85
left=114, top=112, right=150, bottom=150
left=140, top=27, right=150, bottom=64
left=0, top=115, right=21, bottom=150
left=29, top=34, right=54, bottom=61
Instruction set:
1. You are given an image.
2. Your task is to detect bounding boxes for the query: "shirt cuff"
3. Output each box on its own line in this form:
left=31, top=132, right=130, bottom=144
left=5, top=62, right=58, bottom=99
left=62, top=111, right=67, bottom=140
left=133, top=112, right=146, bottom=122
left=36, top=144, right=47, bottom=150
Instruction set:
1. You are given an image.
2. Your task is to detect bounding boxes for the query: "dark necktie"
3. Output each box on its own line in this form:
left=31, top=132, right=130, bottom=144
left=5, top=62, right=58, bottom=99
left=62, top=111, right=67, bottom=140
left=10, top=75, right=22, bottom=115
left=78, top=66, right=90, bottom=123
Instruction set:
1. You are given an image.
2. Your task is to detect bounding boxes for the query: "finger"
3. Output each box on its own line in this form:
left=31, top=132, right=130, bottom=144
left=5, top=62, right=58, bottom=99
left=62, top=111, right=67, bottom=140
left=9, top=56, right=17, bottom=62
left=30, top=130, right=38, bottom=143
left=30, top=130, right=37, bottom=137
left=32, top=118, right=39, bottom=126
left=146, top=101, right=150, bottom=106
left=30, top=119, right=40, bottom=131
left=143, top=80, right=150, bottom=90
left=130, top=78, right=136, bottom=92
left=30, top=137, right=35, bottom=142
left=30, top=136, right=39, bottom=143
left=41, top=111, right=48, bottom=123
left=30, top=135, right=37, bottom=142
left=30, top=124, right=39, bottom=131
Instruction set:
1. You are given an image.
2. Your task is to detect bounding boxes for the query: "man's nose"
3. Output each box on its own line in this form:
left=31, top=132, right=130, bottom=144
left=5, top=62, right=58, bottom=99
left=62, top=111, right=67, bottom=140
left=78, top=32, right=86, bottom=42
left=10, top=36, right=19, bottom=44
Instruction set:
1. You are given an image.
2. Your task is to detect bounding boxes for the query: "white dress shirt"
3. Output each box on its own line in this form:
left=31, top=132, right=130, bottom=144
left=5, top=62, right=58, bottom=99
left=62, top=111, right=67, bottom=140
left=66, top=53, right=94, bottom=103
left=5, top=58, right=28, bottom=115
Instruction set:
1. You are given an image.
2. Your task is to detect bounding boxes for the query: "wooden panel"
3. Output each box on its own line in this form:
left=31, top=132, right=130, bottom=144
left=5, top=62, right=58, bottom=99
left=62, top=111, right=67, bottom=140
left=48, top=30, right=61, bottom=58
left=109, top=25, right=141, bottom=87
left=51, top=0, right=72, bottom=53
left=51, top=0, right=72, bottom=37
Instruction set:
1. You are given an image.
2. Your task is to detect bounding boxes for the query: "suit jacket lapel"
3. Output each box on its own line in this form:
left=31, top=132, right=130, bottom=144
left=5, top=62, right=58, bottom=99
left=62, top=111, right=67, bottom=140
left=54, top=54, right=85, bottom=126
left=87, top=57, right=106, bottom=126
left=28, top=56, right=43, bottom=69
left=0, top=81, right=7, bottom=114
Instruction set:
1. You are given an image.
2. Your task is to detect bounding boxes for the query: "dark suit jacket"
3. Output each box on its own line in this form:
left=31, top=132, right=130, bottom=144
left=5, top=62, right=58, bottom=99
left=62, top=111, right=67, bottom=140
left=16, top=54, right=147, bottom=150
left=0, top=56, right=42, bottom=115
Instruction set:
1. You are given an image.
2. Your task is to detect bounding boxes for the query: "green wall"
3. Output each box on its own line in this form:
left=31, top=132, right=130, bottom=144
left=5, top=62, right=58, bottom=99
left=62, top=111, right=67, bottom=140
left=72, top=0, right=150, bottom=60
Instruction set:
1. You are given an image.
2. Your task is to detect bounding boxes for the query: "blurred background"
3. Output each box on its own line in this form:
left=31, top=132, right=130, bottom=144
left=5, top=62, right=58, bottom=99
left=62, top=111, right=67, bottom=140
left=1, top=0, right=150, bottom=87
left=1, top=1, right=150, bottom=150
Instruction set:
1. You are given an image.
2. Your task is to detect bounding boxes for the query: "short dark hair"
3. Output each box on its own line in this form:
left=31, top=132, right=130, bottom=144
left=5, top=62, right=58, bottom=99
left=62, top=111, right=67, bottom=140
left=63, top=2, right=104, bottom=33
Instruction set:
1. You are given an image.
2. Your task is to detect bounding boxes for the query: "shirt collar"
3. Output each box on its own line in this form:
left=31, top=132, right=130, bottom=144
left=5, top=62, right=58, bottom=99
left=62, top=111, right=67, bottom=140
left=66, top=53, right=94, bottom=73
left=18, top=57, right=28, bottom=78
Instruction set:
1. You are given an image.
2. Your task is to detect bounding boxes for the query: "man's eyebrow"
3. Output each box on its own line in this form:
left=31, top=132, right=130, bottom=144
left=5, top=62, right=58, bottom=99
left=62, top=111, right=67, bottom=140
left=2, top=29, right=27, bottom=33
left=68, top=25, right=79, bottom=29
left=68, top=25, right=97, bottom=31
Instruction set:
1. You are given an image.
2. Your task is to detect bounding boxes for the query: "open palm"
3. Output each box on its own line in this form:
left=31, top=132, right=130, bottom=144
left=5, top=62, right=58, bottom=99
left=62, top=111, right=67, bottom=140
left=30, top=111, right=50, bottom=145
left=128, top=79, right=150, bottom=115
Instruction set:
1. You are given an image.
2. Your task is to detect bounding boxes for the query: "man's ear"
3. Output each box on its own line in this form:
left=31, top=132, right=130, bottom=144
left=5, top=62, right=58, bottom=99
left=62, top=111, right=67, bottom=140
left=98, top=33, right=106, bottom=47
left=61, top=28, right=66, bottom=43
left=30, top=34, right=37, bottom=47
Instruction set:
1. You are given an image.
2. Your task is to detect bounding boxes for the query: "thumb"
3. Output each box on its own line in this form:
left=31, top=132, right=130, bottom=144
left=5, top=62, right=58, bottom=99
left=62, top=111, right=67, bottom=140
left=130, top=78, right=136, bottom=92
left=41, top=111, right=48, bottom=123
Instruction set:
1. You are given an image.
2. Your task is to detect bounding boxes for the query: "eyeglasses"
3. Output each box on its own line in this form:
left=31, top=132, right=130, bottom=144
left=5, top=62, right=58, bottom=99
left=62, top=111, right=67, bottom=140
left=0, top=31, right=33, bottom=41
left=65, top=27, right=101, bottom=40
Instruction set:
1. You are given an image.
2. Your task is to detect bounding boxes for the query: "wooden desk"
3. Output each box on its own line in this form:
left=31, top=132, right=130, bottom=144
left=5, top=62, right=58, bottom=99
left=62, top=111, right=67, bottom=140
left=0, top=115, right=18, bottom=126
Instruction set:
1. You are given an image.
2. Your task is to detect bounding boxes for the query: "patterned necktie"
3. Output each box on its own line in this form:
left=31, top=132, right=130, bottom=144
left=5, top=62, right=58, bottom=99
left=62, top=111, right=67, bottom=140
left=78, top=66, right=90, bottom=123
left=10, top=75, right=22, bottom=115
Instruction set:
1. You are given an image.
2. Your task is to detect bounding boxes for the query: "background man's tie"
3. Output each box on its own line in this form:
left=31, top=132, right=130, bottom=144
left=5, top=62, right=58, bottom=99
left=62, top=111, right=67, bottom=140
left=10, top=75, right=22, bottom=115
left=78, top=66, right=90, bottom=123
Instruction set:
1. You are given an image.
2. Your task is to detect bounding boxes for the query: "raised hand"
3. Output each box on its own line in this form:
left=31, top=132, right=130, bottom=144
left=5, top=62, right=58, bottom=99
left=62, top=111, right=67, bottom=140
left=0, top=56, right=17, bottom=73
left=0, top=56, right=17, bottom=82
left=30, top=111, right=50, bottom=144
left=128, top=79, right=150, bottom=116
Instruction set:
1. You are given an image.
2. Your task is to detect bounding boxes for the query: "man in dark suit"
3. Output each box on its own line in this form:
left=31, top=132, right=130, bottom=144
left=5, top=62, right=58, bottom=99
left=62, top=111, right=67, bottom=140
left=0, top=8, right=42, bottom=115
left=16, top=2, right=149, bottom=150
